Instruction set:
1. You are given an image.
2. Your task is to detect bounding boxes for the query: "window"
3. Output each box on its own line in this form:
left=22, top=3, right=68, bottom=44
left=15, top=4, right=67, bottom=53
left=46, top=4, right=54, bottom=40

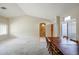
left=62, top=16, right=76, bottom=40
left=0, top=23, right=8, bottom=35
left=68, top=22, right=76, bottom=40
left=61, top=22, right=67, bottom=36
left=65, top=16, right=71, bottom=21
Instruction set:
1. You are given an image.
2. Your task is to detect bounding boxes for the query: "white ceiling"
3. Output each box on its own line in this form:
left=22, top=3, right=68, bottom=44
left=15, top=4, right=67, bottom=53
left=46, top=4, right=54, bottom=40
left=0, top=3, right=25, bottom=17
left=0, top=3, right=79, bottom=20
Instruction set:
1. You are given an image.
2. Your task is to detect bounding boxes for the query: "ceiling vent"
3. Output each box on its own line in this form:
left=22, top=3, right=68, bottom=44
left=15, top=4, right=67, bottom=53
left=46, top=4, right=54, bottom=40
left=0, top=7, right=7, bottom=9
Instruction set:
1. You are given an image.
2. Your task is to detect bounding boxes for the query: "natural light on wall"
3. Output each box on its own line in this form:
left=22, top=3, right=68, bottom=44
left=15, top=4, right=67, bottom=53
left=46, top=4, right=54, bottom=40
left=0, top=23, right=8, bottom=35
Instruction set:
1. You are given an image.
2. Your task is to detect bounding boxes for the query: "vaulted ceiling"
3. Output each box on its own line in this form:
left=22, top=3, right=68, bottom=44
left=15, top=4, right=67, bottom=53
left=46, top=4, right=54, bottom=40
left=0, top=3, right=79, bottom=20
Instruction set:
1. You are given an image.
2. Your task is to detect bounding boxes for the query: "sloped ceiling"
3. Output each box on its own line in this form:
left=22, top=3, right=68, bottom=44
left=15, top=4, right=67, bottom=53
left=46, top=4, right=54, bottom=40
left=0, top=3, right=79, bottom=20
left=0, top=3, right=26, bottom=17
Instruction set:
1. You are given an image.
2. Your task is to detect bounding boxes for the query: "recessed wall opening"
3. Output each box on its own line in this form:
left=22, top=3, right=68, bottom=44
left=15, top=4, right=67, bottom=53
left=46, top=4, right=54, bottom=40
left=39, top=23, right=46, bottom=37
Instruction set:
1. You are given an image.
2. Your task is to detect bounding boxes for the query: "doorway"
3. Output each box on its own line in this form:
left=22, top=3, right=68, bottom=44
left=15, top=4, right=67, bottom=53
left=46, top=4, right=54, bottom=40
left=39, top=23, right=46, bottom=37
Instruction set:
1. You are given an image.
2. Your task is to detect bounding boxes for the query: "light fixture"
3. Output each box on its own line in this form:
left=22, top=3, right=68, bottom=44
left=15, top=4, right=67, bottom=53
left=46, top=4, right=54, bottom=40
left=42, top=24, right=45, bottom=27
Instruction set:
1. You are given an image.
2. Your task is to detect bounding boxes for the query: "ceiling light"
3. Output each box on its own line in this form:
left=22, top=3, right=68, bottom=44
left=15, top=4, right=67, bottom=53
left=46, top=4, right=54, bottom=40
left=42, top=24, right=45, bottom=27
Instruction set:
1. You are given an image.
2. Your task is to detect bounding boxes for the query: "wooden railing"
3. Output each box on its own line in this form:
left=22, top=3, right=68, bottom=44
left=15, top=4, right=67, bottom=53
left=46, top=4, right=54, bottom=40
left=45, top=37, right=79, bottom=55
left=45, top=37, right=63, bottom=55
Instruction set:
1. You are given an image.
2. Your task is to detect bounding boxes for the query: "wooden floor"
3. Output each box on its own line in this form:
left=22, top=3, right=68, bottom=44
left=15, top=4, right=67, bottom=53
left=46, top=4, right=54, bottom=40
left=46, top=37, right=79, bottom=55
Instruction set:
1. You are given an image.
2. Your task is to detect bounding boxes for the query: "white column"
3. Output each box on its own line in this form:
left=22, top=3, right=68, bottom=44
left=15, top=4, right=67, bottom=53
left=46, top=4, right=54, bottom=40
left=76, top=18, right=79, bottom=40
left=56, top=16, right=61, bottom=37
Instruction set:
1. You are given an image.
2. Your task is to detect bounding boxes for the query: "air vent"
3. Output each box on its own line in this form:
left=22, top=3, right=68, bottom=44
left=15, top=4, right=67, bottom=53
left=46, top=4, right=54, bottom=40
left=0, top=7, right=7, bottom=9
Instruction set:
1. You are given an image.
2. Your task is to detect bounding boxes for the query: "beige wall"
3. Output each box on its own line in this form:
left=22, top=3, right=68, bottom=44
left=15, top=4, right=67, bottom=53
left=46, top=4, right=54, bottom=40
left=0, top=16, right=9, bottom=40
left=0, top=16, right=9, bottom=24
left=9, top=15, right=51, bottom=48
left=9, top=15, right=51, bottom=38
left=46, top=24, right=51, bottom=37
left=0, top=15, right=58, bottom=40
